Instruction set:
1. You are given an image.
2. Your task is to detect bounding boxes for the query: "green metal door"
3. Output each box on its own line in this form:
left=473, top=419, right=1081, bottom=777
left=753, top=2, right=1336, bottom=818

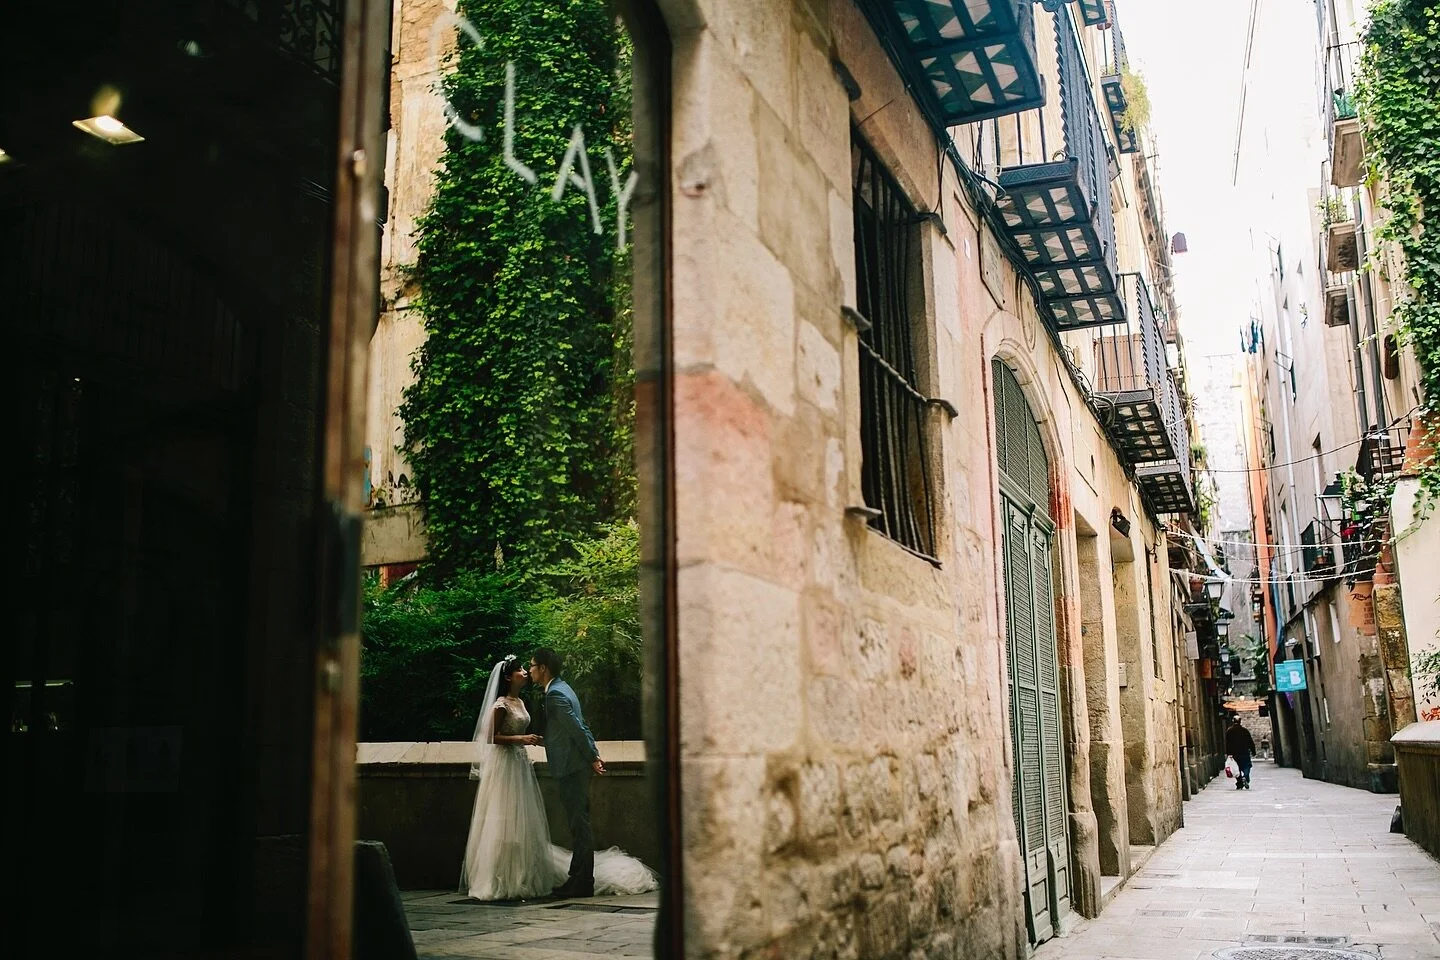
left=993, top=359, right=1070, bottom=943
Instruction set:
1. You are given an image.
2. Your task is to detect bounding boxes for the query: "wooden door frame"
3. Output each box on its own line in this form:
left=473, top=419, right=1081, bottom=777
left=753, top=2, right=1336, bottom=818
left=307, top=0, right=389, bottom=956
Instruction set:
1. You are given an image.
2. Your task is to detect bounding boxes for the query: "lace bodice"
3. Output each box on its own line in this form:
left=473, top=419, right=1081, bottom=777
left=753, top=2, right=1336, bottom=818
left=495, top=697, right=531, bottom=737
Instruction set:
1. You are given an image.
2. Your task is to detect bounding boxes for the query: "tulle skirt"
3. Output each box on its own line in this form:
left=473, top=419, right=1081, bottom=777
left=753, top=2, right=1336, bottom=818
left=460, top=745, right=658, bottom=901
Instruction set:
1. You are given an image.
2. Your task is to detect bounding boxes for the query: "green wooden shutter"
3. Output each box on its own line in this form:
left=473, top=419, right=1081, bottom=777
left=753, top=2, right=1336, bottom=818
left=1032, top=525, right=1070, bottom=916
left=993, top=359, right=1069, bottom=944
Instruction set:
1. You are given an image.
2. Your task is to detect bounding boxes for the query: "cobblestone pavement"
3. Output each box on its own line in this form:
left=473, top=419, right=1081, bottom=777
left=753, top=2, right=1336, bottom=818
left=403, top=889, right=657, bottom=959
left=1034, top=760, right=1440, bottom=960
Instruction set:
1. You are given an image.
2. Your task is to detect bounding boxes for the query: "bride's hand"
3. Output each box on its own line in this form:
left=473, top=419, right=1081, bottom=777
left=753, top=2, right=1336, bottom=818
left=520, top=734, right=542, bottom=746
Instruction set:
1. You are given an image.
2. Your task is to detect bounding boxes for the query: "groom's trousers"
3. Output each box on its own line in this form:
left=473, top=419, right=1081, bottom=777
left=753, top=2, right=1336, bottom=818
left=556, top=770, right=594, bottom=886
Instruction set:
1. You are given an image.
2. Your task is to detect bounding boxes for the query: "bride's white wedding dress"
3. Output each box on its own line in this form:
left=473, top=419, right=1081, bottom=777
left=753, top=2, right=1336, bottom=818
left=460, top=695, right=657, bottom=901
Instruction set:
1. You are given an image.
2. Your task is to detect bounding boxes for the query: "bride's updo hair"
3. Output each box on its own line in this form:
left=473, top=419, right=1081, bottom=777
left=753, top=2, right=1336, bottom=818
left=495, top=655, right=521, bottom=698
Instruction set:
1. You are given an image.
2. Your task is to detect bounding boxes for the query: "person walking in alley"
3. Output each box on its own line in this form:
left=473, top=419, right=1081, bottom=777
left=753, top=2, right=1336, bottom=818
left=1226, top=715, right=1256, bottom=790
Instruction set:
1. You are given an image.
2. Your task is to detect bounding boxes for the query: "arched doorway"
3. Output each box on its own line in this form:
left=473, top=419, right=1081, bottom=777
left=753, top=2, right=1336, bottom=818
left=992, top=358, right=1071, bottom=943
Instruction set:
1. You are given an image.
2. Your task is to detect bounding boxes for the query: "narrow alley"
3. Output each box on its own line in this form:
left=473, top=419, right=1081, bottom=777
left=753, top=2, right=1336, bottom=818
left=1035, top=763, right=1440, bottom=960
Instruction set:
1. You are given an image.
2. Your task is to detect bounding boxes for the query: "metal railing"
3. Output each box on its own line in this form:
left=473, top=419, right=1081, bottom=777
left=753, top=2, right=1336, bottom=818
left=220, top=0, right=343, bottom=82
left=1324, top=40, right=1362, bottom=135
left=1356, top=423, right=1412, bottom=483
left=1100, top=6, right=1127, bottom=78
left=981, top=4, right=1119, bottom=269
left=1093, top=274, right=1166, bottom=396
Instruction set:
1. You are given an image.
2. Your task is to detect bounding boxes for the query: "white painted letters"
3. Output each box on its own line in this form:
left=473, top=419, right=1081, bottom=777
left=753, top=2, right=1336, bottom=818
left=552, top=124, right=602, bottom=235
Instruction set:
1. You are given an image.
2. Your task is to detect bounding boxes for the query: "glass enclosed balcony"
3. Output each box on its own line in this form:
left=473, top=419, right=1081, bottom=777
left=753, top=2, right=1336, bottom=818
left=867, top=0, right=1046, bottom=125
left=980, top=3, right=1123, bottom=330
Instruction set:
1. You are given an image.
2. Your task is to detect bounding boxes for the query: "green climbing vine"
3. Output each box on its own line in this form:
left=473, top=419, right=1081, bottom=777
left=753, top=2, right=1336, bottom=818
left=1357, top=0, right=1440, bottom=513
left=399, top=0, right=636, bottom=578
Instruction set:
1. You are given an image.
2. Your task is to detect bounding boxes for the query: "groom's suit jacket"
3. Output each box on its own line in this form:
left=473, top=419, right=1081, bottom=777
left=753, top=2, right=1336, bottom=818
left=543, top=679, right=599, bottom=779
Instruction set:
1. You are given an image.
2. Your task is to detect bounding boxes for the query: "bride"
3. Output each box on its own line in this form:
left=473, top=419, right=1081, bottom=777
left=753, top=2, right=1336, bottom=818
left=460, top=655, right=658, bottom=901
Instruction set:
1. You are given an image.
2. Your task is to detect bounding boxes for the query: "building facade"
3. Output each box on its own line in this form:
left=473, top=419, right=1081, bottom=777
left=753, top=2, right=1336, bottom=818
left=364, top=0, right=1231, bottom=955
left=1235, top=0, right=1431, bottom=792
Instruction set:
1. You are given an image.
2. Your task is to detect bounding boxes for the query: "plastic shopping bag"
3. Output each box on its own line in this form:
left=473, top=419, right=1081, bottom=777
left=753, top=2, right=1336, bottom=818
left=1224, top=759, right=1236, bottom=779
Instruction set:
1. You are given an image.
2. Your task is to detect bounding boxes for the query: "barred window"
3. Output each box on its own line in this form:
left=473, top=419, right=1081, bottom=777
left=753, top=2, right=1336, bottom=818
left=852, top=135, right=938, bottom=561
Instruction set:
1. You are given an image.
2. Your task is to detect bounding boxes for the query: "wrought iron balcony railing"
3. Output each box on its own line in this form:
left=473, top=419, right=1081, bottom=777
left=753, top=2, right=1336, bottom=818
left=1325, top=40, right=1363, bottom=188
left=1097, top=6, right=1139, bottom=154
left=980, top=3, right=1123, bottom=330
left=1356, top=423, right=1411, bottom=483
left=1090, top=274, right=1192, bottom=476
left=1132, top=368, right=1195, bottom=516
left=1341, top=522, right=1379, bottom=581
left=865, top=0, right=1046, bottom=127
left=219, top=0, right=343, bottom=82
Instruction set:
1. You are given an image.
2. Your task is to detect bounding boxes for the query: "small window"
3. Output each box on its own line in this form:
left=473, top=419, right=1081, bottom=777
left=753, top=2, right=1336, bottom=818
left=852, top=135, right=937, bottom=560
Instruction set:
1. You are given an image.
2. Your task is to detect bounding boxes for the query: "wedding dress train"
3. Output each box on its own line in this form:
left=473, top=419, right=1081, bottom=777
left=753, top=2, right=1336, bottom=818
left=460, top=693, right=657, bottom=901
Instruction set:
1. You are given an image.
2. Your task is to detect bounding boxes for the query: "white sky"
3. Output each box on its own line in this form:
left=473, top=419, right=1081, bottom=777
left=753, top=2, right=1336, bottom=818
left=1121, top=0, right=1323, bottom=360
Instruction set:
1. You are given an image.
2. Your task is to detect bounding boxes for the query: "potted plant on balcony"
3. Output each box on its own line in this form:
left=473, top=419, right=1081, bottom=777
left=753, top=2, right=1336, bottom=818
left=1320, top=195, right=1359, bottom=272
left=1330, top=87, right=1364, bottom=188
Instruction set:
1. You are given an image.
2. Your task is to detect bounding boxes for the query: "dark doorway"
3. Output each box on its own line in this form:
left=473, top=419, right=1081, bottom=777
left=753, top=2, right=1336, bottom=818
left=2, top=1, right=371, bottom=955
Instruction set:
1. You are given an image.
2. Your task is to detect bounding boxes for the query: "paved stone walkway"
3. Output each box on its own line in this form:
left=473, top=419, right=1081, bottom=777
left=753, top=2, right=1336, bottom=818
left=1034, top=761, right=1440, bottom=960
left=403, top=889, right=656, bottom=959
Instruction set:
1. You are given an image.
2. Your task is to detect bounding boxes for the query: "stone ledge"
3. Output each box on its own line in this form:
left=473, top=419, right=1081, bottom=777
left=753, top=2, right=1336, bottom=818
left=1392, top=720, right=1440, bottom=748
left=357, top=740, right=647, bottom=775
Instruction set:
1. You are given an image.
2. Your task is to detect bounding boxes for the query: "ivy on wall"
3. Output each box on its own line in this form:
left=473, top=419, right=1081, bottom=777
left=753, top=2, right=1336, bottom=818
left=399, top=0, right=635, bottom=578
left=1358, top=0, right=1440, bottom=510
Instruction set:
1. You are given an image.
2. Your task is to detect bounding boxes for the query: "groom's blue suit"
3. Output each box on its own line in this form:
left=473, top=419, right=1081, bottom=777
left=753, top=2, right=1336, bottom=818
left=544, top=678, right=599, bottom=891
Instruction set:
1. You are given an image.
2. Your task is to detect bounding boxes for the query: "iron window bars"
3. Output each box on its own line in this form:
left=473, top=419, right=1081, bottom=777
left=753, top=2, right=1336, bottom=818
left=852, top=135, right=939, bottom=562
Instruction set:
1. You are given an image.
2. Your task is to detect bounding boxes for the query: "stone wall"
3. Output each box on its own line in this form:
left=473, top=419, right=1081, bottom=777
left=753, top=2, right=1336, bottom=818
left=366, top=0, right=1195, bottom=954
left=665, top=2, right=1184, bottom=955
left=357, top=742, right=656, bottom=890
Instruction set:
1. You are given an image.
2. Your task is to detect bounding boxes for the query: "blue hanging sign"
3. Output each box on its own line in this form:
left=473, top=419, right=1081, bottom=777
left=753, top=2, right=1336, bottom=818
left=1275, top=659, right=1307, bottom=692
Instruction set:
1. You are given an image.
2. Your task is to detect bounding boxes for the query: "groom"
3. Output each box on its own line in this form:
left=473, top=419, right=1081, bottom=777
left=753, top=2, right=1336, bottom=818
left=529, top=647, right=605, bottom=898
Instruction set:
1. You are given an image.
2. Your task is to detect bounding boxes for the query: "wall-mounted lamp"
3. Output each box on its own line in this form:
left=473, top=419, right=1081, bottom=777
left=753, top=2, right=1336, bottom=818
left=1110, top=507, right=1131, bottom=538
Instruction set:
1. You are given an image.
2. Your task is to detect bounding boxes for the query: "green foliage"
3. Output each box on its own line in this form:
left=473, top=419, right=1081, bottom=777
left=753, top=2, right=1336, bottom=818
left=400, top=0, right=636, bottom=578
left=1357, top=1, right=1440, bottom=516
left=521, top=520, right=641, bottom=680
left=360, top=523, right=644, bottom=741
left=1119, top=65, right=1151, bottom=135
left=360, top=570, right=527, bottom=741
left=520, top=520, right=643, bottom=740
left=1316, top=195, right=1351, bottom=227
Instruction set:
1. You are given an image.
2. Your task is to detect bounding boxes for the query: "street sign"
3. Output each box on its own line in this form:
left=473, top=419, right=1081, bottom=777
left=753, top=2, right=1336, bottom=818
left=1275, top=659, right=1307, bottom=692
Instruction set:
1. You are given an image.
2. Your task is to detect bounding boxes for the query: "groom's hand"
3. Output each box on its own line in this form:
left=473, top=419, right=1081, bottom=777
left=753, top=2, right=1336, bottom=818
left=592, top=758, right=606, bottom=776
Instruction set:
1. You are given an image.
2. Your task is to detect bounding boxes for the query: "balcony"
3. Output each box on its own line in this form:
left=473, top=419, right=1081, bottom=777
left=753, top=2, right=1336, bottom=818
left=1325, top=40, right=1364, bottom=188
left=1300, top=520, right=1334, bottom=575
left=986, top=4, right=1123, bottom=330
left=1090, top=275, right=1196, bottom=515
left=1059, top=0, right=1110, bottom=27
left=1133, top=382, right=1194, bottom=517
left=1098, top=10, right=1139, bottom=154
left=1357, top=424, right=1410, bottom=482
left=1341, top=523, right=1379, bottom=581
left=867, top=0, right=1046, bottom=126
left=1324, top=282, right=1351, bottom=327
